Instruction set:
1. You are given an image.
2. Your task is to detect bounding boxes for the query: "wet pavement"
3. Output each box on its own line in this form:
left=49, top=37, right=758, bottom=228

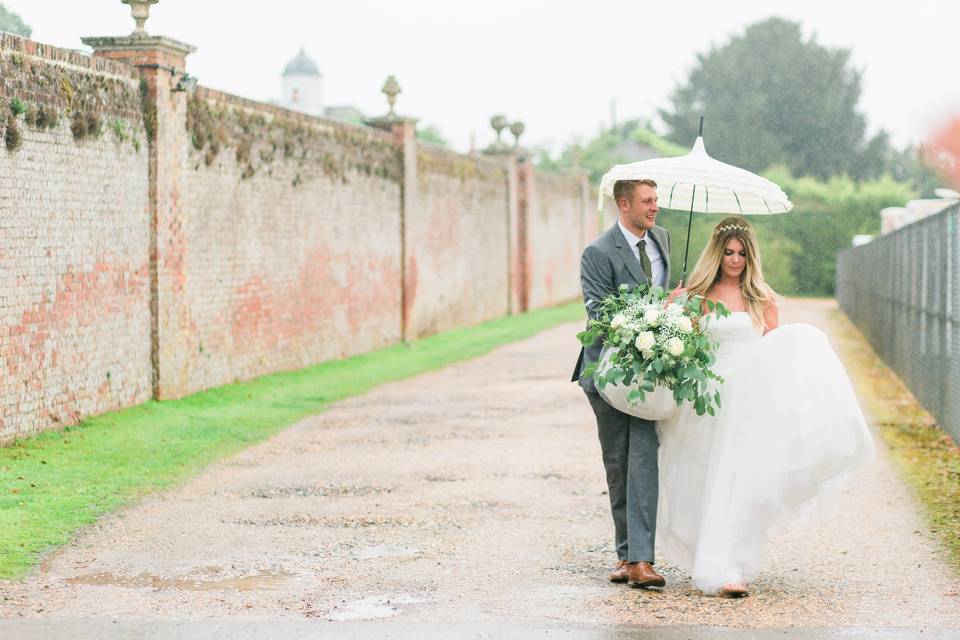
left=0, top=620, right=955, bottom=639
left=0, top=299, right=958, bottom=637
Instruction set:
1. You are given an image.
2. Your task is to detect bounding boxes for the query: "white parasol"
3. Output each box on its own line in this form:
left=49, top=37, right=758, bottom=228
left=598, top=119, right=793, bottom=281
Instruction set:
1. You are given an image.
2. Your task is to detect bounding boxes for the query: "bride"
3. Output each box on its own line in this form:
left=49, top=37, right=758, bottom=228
left=660, top=216, right=875, bottom=597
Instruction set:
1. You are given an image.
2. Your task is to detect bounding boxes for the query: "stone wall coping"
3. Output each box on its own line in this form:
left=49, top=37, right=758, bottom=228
left=195, top=86, right=397, bottom=144
left=417, top=141, right=511, bottom=175
left=534, top=169, right=586, bottom=190
left=81, top=35, right=197, bottom=58
left=0, top=32, right=136, bottom=79
left=191, top=88, right=518, bottom=176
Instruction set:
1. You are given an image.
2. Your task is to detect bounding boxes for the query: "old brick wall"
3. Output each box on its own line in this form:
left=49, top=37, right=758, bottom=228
left=407, top=146, right=510, bottom=339
left=171, top=89, right=404, bottom=393
left=0, top=31, right=597, bottom=441
left=524, top=170, right=590, bottom=310
left=0, top=34, right=151, bottom=442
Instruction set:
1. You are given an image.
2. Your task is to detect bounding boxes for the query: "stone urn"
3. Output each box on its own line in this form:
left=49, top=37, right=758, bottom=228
left=122, top=0, right=160, bottom=36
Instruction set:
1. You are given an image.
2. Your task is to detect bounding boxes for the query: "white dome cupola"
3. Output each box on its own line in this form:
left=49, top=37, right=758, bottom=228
left=281, top=48, right=323, bottom=116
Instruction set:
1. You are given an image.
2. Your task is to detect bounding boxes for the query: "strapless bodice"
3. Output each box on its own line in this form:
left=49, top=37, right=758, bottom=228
left=703, top=312, right=762, bottom=371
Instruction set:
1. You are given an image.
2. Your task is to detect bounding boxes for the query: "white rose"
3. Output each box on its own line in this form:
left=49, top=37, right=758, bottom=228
left=666, top=336, right=685, bottom=357
left=643, top=306, right=661, bottom=325
left=635, top=331, right=656, bottom=353
left=610, top=313, right=626, bottom=329
left=676, top=316, right=693, bottom=333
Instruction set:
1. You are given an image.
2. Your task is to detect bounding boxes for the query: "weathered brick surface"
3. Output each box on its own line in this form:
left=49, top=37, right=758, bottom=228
left=408, top=147, right=509, bottom=338
left=172, top=89, right=403, bottom=392
left=0, top=33, right=595, bottom=441
left=0, top=36, right=150, bottom=442
left=525, top=171, right=590, bottom=309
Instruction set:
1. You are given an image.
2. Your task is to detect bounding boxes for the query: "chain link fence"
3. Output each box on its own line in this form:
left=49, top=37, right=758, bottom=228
left=836, top=203, right=959, bottom=443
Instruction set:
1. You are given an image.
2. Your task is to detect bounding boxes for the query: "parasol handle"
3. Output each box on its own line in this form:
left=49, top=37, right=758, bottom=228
left=680, top=185, right=696, bottom=284
left=680, top=116, right=704, bottom=284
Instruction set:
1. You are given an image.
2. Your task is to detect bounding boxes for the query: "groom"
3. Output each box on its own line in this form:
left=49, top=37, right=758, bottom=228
left=571, top=179, right=670, bottom=588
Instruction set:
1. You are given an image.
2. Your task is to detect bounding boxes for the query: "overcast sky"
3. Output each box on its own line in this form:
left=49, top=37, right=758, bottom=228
left=8, top=0, right=959, bottom=154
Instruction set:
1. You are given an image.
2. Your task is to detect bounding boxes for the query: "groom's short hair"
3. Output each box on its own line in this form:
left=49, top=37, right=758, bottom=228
left=614, top=179, right=657, bottom=205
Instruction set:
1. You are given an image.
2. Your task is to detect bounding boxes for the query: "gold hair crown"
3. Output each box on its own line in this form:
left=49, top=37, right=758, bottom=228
left=714, top=223, right=750, bottom=235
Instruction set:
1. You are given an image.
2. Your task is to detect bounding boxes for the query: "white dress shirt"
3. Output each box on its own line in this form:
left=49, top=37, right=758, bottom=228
left=618, top=220, right=666, bottom=288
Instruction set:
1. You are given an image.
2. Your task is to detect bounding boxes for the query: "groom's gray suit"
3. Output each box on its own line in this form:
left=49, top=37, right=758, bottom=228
left=572, top=222, right=671, bottom=564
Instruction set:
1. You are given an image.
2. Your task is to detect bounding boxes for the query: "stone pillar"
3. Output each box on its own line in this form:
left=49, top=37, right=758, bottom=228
left=484, top=117, right=530, bottom=314
left=83, top=12, right=197, bottom=399
left=365, top=77, right=419, bottom=341
left=514, top=158, right=534, bottom=313
left=503, top=154, right=520, bottom=315
left=577, top=169, right=597, bottom=249
left=389, top=119, right=418, bottom=342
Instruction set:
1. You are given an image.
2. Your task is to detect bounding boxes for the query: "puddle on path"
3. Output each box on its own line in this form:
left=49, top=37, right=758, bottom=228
left=325, top=595, right=427, bottom=621
left=64, top=568, right=295, bottom=592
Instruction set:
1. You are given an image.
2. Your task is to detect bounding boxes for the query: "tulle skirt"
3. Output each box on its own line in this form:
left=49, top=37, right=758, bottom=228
left=656, top=323, right=875, bottom=594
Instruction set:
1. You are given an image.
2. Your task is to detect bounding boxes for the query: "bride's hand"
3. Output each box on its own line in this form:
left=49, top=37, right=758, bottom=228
left=667, top=281, right=687, bottom=304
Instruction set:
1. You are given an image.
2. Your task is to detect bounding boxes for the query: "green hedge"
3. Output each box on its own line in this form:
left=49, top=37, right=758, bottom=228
left=658, top=166, right=915, bottom=295
left=536, top=124, right=917, bottom=296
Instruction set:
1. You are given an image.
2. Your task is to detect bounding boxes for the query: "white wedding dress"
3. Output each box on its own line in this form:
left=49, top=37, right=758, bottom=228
left=656, top=312, right=875, bottom=594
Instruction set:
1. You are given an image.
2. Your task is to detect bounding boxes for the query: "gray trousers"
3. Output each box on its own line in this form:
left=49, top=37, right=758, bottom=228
left=585, top=390, right=659, bottom=563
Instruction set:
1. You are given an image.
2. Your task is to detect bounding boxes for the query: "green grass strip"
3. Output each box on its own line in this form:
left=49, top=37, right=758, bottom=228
left=828, top=308, right=960, bottom=573
left=0, top=302, right=585, bottom=579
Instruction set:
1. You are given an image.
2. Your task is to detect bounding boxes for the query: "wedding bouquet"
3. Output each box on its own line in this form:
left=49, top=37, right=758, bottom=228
left=577, top=284, right=729, bottom=418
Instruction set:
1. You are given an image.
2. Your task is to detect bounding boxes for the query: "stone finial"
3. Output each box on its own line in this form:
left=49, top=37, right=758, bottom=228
left=122, top=0, right=160, bottom=36
left=382, top=75, right=401, bottom=116
left=509, top=121, right=525, bottom=148
left=364, top=75, right=418, bottom=131
left=490, top=114, right=508, bottom=146
left=483, top=113, right=523, bottom=156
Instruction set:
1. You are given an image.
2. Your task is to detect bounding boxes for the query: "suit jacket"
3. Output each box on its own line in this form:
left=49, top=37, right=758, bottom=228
left=571, top=222, right=672, bottom=393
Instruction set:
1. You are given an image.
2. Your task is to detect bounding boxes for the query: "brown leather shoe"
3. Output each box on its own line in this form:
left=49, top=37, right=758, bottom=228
left=627, top=561, right=666, bottom=588
left=719, top=582, right=749, bottom=598
left=609, top=560, right=630, bottom=583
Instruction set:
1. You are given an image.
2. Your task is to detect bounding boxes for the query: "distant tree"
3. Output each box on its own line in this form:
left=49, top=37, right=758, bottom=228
left=536, top=129, right=626, bottom=184
left=0, top=3, right=31, bottom=37
left=889, top=143, right=945, bottom=197
left=660, top=18, right=884, bottom=181
left=535, top=119, right=685, bottom=183
left=415, top=124, right=449, bottom=148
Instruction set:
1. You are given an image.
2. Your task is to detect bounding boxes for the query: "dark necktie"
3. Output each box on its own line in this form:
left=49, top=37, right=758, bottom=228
left=638, top=239, right=653, bottom=281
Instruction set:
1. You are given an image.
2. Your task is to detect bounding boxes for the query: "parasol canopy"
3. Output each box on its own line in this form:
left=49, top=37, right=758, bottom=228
left=597, top=124, right=794, bottom=281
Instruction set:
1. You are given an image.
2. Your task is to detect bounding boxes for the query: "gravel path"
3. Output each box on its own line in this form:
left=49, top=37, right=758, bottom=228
left=0, top=299, right=958, bottom=630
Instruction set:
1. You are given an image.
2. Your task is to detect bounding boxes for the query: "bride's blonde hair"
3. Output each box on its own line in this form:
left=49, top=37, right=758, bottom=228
left=686, top=216, right=777, bottom=331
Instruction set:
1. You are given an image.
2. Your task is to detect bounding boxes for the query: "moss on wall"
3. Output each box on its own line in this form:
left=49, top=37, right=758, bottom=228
left=417, top=146, right=506, bottom=183
left=0, top=49, right=144, bottom=153
left=186, top=93, right=402, bottom=184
